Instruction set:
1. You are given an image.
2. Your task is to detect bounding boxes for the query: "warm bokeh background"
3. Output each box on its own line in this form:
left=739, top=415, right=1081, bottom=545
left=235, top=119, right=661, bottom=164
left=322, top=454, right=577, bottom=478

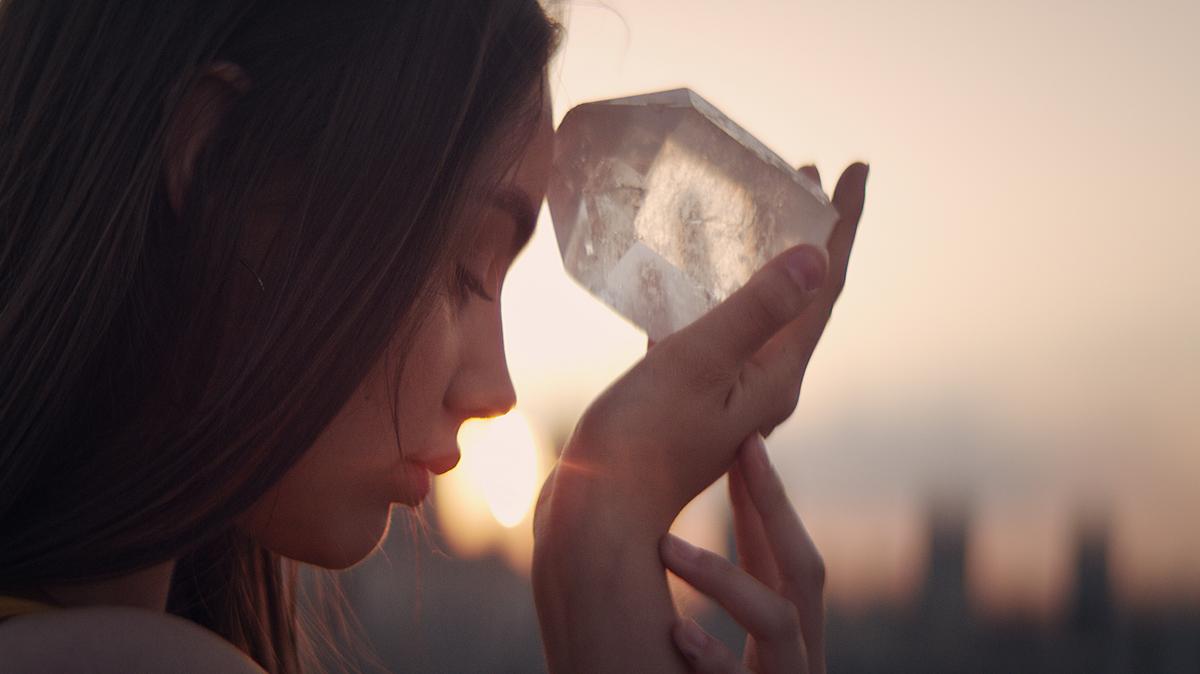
left=330, top=1, right=1200, bottom=671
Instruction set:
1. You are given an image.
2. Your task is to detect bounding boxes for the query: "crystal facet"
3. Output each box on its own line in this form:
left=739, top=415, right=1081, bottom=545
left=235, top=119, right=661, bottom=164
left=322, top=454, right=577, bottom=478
left=548, top=88, right=839, bottom=342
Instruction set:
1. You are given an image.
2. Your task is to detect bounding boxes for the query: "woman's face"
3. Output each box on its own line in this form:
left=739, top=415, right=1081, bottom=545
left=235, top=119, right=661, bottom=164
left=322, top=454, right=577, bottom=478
left=236, top=86, right=554, bottom=568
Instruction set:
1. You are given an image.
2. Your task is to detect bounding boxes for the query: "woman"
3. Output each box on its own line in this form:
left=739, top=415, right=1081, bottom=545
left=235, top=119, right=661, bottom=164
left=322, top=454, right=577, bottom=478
left=0, top=0, right=867, bottom=671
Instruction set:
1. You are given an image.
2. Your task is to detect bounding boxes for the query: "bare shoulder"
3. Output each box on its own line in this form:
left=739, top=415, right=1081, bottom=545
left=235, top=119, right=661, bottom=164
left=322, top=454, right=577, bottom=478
left=0, top=605, right=266, bottom=673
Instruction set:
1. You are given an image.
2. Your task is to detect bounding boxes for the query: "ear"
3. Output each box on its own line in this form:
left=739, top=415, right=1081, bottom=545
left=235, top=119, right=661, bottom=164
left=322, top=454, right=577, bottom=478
left=164, top=61, right=251, bottom=217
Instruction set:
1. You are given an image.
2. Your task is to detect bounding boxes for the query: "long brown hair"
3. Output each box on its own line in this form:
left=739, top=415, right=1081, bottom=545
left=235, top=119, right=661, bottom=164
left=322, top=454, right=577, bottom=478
left=0, top=0, right=560, bottom=670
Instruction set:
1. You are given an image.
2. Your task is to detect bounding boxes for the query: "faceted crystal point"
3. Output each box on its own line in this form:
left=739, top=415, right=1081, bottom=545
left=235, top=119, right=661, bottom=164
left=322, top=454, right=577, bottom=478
left=547, top=88, right=839, bottom=342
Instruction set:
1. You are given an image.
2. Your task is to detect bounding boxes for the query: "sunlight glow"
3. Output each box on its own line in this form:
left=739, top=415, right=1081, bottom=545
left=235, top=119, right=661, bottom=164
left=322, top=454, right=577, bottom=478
left=434, top=408, right=551, bottom=575
left=454, top=410, right=541, bottom=528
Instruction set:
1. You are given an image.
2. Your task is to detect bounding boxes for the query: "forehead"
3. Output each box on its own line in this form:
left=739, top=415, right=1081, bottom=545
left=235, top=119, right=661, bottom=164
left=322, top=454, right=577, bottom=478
left=456, top=76, right=554, bottom=254
left=484, top=85, right=552, bottom=254
left=504, top=84, right=553, bottom=186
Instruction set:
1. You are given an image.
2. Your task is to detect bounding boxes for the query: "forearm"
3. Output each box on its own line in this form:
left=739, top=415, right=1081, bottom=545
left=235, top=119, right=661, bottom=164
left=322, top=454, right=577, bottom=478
left=531, top=466, right=688, bottom=674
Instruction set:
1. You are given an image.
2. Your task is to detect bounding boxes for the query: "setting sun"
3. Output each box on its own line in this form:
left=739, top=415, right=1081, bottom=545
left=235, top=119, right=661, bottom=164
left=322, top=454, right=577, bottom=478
left=456, top=410, right=541, bottom=527
left=434, top=409, right=549, bottom=573
left=436, top=409, right=542, bottom=537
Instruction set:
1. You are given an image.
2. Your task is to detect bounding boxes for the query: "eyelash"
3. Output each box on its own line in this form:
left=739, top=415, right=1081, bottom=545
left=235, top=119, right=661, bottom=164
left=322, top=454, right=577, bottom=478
left=454, top=264, right=494, bottom=303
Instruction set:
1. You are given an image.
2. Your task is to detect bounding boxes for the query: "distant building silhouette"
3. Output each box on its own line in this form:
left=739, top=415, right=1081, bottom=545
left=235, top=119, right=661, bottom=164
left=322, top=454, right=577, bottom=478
left=1069, top=513, right=1114, bottom=635
left=313, top=482, right=1200, bottom=673
left=919, top=496, right=971, bottom=626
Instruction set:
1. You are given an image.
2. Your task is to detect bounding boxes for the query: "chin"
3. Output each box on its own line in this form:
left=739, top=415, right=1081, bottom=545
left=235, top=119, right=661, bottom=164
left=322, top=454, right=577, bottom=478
left=255, top=504, right=393, bottom=570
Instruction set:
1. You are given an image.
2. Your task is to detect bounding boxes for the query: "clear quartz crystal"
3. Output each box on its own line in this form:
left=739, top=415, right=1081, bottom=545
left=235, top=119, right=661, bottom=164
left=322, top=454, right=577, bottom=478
left=547, top=88, right=840, bottom=342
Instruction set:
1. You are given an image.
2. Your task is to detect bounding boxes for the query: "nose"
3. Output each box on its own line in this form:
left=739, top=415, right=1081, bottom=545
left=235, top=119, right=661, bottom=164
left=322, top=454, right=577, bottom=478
left=445, top=319, right=518, bottom=420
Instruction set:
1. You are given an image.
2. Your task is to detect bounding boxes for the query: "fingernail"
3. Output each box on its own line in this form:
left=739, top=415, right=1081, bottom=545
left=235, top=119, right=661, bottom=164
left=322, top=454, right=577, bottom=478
left=783, top=245, right=825, bottom=292
left=665, top=533, right=701, bottom=562
left=674, top=618, right=707, bottom=657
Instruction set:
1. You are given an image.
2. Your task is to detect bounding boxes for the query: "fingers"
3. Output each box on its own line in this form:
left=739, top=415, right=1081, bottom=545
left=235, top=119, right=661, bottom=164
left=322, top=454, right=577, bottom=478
left=677, top=244, right=828, bottom=372
left=729, top=435, right=780, bottom=588
left=823, top=162, right=869, bottom=300
left=735, top=162, right=869, bottom=425
left=655, top=163, right=864, bottom=414
left=670, top=618, right=748, bottom=674
left=661, top=534, right=809, bottom=673
left=737, top=435, right=826, bottom=674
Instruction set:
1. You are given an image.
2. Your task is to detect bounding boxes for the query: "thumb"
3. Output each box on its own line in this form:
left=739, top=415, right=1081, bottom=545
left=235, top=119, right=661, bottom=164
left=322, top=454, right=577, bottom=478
left=680, top=244, right=828, bottom=370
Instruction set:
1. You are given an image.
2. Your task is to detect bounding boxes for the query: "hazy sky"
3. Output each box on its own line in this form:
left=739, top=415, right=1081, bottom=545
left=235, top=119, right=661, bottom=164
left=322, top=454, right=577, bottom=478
left=488, top=0, right=1199, bottom=614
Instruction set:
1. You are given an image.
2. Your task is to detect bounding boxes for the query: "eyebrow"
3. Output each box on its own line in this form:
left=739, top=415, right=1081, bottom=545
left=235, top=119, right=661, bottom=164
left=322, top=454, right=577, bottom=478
left=490, top=185, right=538, bottom=257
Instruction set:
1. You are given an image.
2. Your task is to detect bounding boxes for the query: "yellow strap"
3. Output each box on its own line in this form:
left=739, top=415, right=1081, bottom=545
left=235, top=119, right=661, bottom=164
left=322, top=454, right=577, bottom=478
left=0, top=595, right=58, bottom=619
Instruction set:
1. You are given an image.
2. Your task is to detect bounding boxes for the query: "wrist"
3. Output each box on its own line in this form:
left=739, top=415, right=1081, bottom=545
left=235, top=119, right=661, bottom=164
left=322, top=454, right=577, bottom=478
left=532, top=452, right=673, bottom=551
left=540, top=417, right=692, bottom=531
left=530, top=462, right=687, bottom=674
left=530, top=459, right=667, bottom=612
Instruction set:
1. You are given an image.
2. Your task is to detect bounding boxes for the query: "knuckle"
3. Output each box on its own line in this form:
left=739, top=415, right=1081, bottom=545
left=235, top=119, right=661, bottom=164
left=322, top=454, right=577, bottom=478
left=762, top=598, right=802, bottom=643
left=743, top=290, right=781, bottom=339
left=788, top=380, right=803, bottom=408
left=769, top=380, right=802, bottom=421
left=762, top=406, right=790, bottom=442
left=782, top=552, right=827, bottom=599
left=809, top=552, right=827, bottom=591
left=760, top=477, right=793, bottom=515
left=747, top=268, right=802, bottom=332
left=763, top=371, right=801, bottom=424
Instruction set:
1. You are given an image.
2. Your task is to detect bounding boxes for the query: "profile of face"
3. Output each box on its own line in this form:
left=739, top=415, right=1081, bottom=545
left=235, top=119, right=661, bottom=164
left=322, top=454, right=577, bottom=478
left=235, top=83, right=554, bottom=569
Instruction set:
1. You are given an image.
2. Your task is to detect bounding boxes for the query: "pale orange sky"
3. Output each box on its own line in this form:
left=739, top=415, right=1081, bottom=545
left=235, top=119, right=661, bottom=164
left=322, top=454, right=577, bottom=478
left=488, top=0, right=1199, bottom=614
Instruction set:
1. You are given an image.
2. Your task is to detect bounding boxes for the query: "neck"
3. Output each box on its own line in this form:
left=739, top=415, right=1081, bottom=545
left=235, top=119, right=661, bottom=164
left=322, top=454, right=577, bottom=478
left=37, top=560, right=177, bottom=612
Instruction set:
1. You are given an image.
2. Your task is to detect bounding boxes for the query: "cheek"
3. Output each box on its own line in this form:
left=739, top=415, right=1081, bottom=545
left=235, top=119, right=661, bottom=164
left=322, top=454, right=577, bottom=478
left=235, top=427, right=395, bottom=569
left=236, top=372, right=405, bottom=566
left=396, top=297, right=460, bottom=414
left=235, top=299, right=461, bottom=568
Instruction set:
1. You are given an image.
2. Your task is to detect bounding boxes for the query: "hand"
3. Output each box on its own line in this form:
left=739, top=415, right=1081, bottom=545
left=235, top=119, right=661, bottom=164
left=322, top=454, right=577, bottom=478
left=532, top=162, right=865, bottom=674
left=660, top=434, right=825, bottom=674
left=538, top=162, right=869, bottom=530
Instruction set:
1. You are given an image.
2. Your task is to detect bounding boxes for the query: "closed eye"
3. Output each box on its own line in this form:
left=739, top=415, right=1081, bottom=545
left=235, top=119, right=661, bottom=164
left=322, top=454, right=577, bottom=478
left=491, top=186, right=537, bottom=258
left=455, top=264, right=495, bottom=303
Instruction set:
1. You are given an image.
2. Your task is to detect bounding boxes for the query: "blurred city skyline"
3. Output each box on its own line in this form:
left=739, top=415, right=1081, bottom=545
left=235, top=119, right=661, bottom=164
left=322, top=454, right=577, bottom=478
left=344, top=471, right=1198, bottom=672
